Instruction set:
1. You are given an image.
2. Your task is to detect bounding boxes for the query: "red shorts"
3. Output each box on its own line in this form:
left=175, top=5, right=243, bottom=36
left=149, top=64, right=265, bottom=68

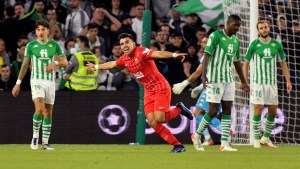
left=144, top=90, right=171, bottom=115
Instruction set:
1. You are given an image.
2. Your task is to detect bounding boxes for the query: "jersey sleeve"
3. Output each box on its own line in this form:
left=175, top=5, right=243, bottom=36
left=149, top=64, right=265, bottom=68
left=116, top=55, right=126, bottom=69
left=140, top=46, right=154, bottom=60
left=244, top=41, right=254, bottom=61
left=204, top=32, right=218, bottom=55
left=233, top=39, right=241, bottom=62
left=55, top=42, right=65, bottom=57
left=277, top=42, right=286, bottom=62
left=24, top=43, right=32, bottom=59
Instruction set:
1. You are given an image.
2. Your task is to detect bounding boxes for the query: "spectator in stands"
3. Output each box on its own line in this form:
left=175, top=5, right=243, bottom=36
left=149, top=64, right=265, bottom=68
left=106, top=42, right=122, bottom=74
left=186, top=43, right=199, bottom=72
left=0, top=64, right=15, bottom=91
left=195, top=27, right=207, bottom=48
left=46, top=0, right=67, bottom=25
left=92, top=47, right=106, bottom=64
left=0, top=6, right=19, bottom=56
left=160, top=24, right=172, bottom=41
left=182, top=13, right=202, bottom=43
left=87, top=23, right=106, bottom=54
left=275, top=14, right=292, bottom=49
left=111, top=0, right=123, bottom=17
left=30, top=0, right=48, bottom=22
left=64, top=38, right=76, bottom=60
left=165, top=32, right=187, bottom=86
left=65, top=0, right=90, bottom=39
left=154, top=29, right=168, bottom=51
left=14, top=2, right=36, bottom=37
left=64, top=35, right=99, bottom=91
left=10, top=44, right=31, bottom=91
left=169, top=4, right=185, bottom=35
left=10, top=35, right=29, bottom=62
left=81, top=4, right=121, bottom=55
left=113, top=68, right=139, bottom=91
left=113, top=13, right=136, bottom=43
left=47, top=8, right=63, bottom=42
left=0, top=39, right=10, bottom=67
left=131, top=2, right=145, bottom=44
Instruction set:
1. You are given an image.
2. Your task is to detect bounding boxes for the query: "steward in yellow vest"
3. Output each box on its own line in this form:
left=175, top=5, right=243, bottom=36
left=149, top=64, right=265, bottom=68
left=64, top=36, right=99, bottom=91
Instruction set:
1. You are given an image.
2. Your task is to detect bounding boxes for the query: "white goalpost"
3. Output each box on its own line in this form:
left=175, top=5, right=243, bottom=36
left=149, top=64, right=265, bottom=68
left=223, top=0, right=300, bottom=145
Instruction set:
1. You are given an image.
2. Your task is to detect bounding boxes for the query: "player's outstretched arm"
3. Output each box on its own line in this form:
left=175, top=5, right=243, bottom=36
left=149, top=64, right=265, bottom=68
left=172, top=64, right=203, bottom=94
left=151, top=51, right=187, bottom=62
left=280, top=61, right=292, bottom=94
left=86, top=61, right=117, bottom=71
left=234, top=61, right=249, bottom=93
left=12, top=57, right=30, bottom=97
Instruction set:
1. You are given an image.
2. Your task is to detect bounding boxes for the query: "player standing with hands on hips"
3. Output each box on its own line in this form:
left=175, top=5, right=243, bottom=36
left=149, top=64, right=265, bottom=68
left=243, top=21, right=292, bottom=148
left=12, top=20, right=68, bottom=150
left=87, top=33, right=193, bottom=153
left=192, top=15, right=250, bottom=151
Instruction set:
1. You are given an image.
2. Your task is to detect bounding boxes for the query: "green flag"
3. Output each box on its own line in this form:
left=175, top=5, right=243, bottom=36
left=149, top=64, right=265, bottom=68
left=175, top=0, right=224, bottom=28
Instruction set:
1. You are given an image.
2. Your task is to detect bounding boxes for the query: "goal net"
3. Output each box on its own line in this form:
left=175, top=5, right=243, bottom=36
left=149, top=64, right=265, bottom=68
left=223, top=0, right=300, bottom=144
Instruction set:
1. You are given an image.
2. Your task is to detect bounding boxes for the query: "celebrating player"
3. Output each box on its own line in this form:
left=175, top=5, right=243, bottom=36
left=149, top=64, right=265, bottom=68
left=12, top=20, right=68, bottom=150
left=193, top=14, right=249, bottom=151
left=87, top=33, right=193, bottom=153
left=243, top=21, right=292, bottom=148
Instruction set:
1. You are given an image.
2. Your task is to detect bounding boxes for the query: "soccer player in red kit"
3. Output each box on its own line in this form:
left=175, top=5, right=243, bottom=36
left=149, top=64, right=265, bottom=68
left=87, top=33, right=193, bottom=152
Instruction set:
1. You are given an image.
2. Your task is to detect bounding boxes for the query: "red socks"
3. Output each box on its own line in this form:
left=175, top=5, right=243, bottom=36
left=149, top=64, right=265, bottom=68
left=153, top=124, right=181, bottom=146
left=165, top=107, right=181, bottom=122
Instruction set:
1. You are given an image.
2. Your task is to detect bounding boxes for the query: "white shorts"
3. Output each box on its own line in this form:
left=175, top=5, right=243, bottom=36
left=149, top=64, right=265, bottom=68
left=250, top=84, right=278, bottom=105
left=206, top=83, right=235, bottom=103
left=30, top=79, right=56, bottom=104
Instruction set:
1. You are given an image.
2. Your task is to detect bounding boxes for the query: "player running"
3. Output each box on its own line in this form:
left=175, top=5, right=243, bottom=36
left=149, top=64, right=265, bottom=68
left=243, top=21, right=292, bottom=148
left=12, top=20, right=68, bottom=150
left=87, top=33, right=193, bottom=153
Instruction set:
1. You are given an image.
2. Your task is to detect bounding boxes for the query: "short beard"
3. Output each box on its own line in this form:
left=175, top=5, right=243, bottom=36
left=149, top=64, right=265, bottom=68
left=260, top=34, right=269, bottom=38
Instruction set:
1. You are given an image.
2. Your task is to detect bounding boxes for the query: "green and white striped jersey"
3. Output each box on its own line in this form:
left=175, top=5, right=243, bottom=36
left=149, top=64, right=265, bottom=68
left=204, top=30, right=241, bottom=83
left=244, top=38, right=286, bottom=85
left=25, top=40, right=64, bottom=81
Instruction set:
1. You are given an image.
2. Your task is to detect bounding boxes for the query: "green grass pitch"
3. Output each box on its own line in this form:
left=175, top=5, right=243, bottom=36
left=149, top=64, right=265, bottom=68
left=0, top=144, right=299, bottom=169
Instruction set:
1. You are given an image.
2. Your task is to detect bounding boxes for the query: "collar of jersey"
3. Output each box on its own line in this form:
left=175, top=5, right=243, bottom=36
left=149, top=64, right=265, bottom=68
left=258, top=37, right=271, bottom=44
left=222, top=29, right=233, bottom=39
left=37, top=39, right=49, bottom=44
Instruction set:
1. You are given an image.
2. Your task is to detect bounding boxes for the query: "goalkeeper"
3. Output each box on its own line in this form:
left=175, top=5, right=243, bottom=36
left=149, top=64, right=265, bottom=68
left=173, top=45, right=223, bottom=150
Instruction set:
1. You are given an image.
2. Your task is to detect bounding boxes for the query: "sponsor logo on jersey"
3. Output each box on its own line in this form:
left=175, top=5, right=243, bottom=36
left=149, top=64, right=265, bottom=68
left=222, top=37, right=226, bottom=41
left=133, top=71, right=144, bottom=79
left=256, top=44, right=261, bottom=47
left=33, top=45, right=39, bottom=48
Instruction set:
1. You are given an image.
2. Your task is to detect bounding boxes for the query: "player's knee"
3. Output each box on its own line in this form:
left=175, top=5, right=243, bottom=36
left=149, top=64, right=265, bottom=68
left=147, top=120, right=157, bottom=128
left=154, top=116, right=165, bottom=123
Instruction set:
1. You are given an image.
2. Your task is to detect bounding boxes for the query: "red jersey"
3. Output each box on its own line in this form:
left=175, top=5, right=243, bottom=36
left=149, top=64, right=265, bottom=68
left=116, top=46, right=170, bottom=96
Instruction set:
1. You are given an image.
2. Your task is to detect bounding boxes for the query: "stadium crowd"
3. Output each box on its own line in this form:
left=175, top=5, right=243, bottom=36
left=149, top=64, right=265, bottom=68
left=0, top=0, right=299, bottom=91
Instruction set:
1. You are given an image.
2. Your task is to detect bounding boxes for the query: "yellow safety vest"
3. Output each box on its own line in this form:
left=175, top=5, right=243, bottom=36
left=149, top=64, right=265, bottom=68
left=65, top=51, right=99, bottom=91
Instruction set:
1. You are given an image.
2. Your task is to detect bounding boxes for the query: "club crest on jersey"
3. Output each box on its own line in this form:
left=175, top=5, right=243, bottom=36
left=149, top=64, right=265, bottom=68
left=48, top=43, right=53, bottom=47
left=271, top=43, right=276, bottom=47
left=222, top=37, right=226, bottom=40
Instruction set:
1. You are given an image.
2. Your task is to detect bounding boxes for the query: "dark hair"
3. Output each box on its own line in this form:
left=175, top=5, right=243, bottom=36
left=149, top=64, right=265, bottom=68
left=5, top=6, right=15, bottom=17
left=87, top=23, right=98, bottom=30
left=14, top=1, right=25, bottom=8
left=64, top=38, right=76, bottom=50
left=92, top=47, right=101, bottom=54
left=118, top=33, right=135, bottom=42
left=256, top=20, right=268, bottom=30
left=196, top=27, right=207, bottom=33
left=18, top=35, right=28, bottom=42
left=95, top=3, right=107, bottom=9
left=19, top=44, right=27, bottom=49
left=133, top=2, right=144, bottom=8
left=1, top=64, right=9, bottom=68
left=77, top=35, right=90, bottom=49
left=112, top=42, right=120, bottom=48
left=35, top=20, right=50, bottom=29
left=227, top=14, right=241, bottom=24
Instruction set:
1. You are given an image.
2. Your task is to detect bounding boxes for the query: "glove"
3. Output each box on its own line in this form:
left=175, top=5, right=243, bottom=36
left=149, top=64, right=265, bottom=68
left=172, top=80, right=190, bottom=94
left=191, top=84, right=204, bottom=98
